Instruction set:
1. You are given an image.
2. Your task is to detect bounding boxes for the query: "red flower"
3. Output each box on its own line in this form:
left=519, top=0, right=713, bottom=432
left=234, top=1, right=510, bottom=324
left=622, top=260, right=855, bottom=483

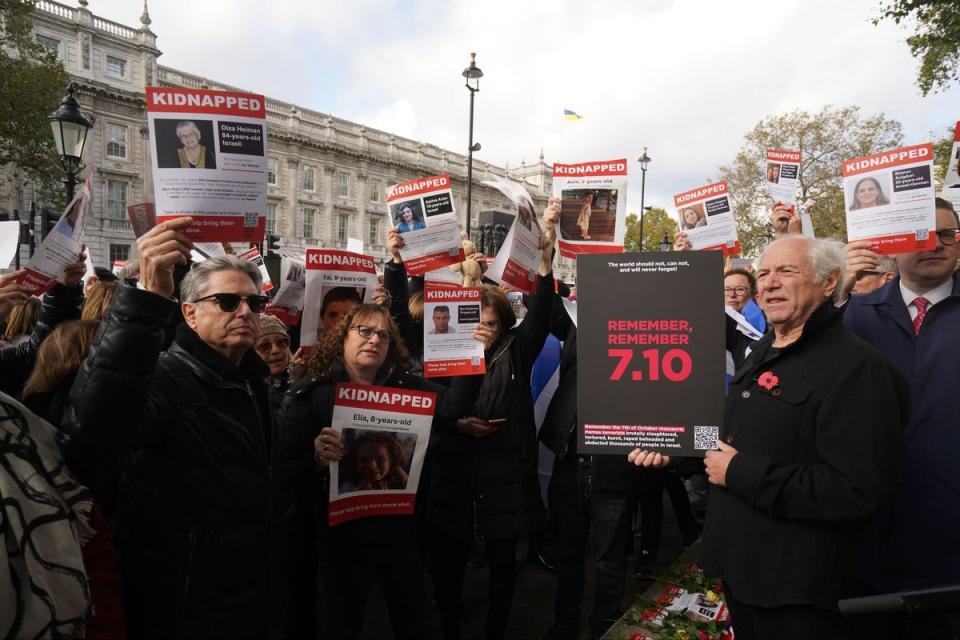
left=757, top=371, right=779, bottom=390
left=697, top=632, right=710, bottom=640
left=713, top=582, right=724, bottom=593
left=628, top=633, right=650, bottom=640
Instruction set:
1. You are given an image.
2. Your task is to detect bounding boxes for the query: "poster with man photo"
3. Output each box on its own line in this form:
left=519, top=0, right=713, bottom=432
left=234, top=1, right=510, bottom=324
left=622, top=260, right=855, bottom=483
left=153, top=119, right=218, bottom=169
left=329, top=383, right=436, bottom=525
left=842, top=143, right=937, bottom=254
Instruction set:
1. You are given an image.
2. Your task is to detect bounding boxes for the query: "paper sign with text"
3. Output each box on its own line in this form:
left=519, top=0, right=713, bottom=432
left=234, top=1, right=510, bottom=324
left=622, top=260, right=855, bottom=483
left=423, top=281, right=485, bottom=377
left=386, top=173, right=455, bottom=230
left=397, top=218, right=465, bottom=275
left=940, top=122, right=960, bottom=213
left=766, top=149, right=801, bottom=208
left=673, top=181, right=740, bottom=256
left=301, top=249, right=378, bottom=345
left=146, top=86, right=267, bottom=242
left=240, top=246, right=274, bottom=292
left=552, top=159, right=628, bottom=259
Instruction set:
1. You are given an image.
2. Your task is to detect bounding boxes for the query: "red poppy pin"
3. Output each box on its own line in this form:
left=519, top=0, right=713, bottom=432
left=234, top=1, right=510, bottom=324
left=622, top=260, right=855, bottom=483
left=757, top=371, right=779, bottom=391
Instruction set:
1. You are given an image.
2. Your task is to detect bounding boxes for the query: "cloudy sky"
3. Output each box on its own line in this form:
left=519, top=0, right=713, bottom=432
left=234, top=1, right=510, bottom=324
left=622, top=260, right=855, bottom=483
left=91, top=0, right=958, bottom=211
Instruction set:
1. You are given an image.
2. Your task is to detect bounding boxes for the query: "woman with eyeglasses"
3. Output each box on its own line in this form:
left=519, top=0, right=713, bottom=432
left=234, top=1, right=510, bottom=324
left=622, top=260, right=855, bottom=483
left=279, top=303, right=490, bottom=639
left=429, top=198, right=560, bottom=640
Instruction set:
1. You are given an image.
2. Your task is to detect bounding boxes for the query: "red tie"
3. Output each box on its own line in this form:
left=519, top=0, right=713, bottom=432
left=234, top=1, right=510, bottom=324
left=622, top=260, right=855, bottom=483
left=912, top=297, right=929, bottom=335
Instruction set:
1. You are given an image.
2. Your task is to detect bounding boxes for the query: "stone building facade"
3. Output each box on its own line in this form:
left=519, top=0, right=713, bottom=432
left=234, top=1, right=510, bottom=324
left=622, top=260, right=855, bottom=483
left=2, top=0, right=576, bottom=280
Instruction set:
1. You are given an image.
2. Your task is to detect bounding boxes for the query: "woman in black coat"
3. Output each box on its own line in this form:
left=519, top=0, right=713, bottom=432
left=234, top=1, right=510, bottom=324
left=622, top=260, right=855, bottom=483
left=279, top=303, right=488, bottom=639
left=429, top=199, right=560, bottom=640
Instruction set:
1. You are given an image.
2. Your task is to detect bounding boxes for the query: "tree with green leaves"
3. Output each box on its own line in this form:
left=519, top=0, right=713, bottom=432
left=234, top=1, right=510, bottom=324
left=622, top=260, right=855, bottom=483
left=1, top=0, right=71, bottom=187
left=717, top=106, right=903, bottom=257
left=623, top=208, right=678, bottom=253
left=874, top=0, right=960, bottom=96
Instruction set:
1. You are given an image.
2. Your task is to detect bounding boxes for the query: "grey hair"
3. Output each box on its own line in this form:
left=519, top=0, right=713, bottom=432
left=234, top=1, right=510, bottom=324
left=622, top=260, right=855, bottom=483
left=176, top=120, right=201, bottom=140
left=180, top=255, right=261, bottom=302
left=877, top=255, right=898, bottom=275
left=760, top=236, right=845, bottom=302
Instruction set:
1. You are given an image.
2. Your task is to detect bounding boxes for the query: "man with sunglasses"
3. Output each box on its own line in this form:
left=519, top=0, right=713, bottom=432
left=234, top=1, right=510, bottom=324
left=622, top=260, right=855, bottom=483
left=61, top=217, right=286, bottom=639
left=841, top=198, right=960, bottom=636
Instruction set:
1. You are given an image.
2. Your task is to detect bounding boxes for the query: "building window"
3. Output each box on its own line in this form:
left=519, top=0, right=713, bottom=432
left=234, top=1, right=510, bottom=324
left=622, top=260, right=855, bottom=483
left=266, top=203, right=277, bottom=235
left=109, top=244, right=130, bottom=263
left=267, top=158, right=278, bottom=185
left=337, top=214, right=349, bottom=243
left=369, top=179, right=381, bottom=202
left=106, top=180, right=127, bottom=219
left=303, top=207, right=316, bottom=241
left=338, top=173, right=350, bottom=198
left=36, top=35, right=60, bottom=57
left=105, top=123, right=127, bottom=160
left=303, top=166, right=316, bottom=192
left=105, top=55, right=126, bottom=77
left=368, top=216, right=381, bottom=247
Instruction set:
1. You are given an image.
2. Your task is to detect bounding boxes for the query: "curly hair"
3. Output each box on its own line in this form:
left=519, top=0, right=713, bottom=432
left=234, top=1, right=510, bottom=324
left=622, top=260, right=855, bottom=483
left=306, top=303, right=413, bottom=381
left=341, top=431, right=409, bottom=491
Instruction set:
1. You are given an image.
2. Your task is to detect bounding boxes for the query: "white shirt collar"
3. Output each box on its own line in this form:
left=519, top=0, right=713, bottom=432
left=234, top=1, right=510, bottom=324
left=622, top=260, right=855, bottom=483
left=899, top=277, right=953, bottom=309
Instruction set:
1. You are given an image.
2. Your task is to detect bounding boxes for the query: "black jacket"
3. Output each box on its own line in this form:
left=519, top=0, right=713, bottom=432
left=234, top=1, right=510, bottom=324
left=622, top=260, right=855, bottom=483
left=699, top=302, right=909, bottom=610
left=60, top=284, right=284, bottom=639
left=0, top=282, right=82, bottom=397
left=428, top=274, right=554, bottom=541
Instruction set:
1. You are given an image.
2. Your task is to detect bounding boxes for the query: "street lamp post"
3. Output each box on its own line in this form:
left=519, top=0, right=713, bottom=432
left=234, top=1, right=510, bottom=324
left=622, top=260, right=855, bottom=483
left=660, top=232, right=672, bottom=252
left=637, top=147, right=651, bottom=249
left=48, top=83, right=94, bottom=203
left=462, top=53, right=483, bottom=238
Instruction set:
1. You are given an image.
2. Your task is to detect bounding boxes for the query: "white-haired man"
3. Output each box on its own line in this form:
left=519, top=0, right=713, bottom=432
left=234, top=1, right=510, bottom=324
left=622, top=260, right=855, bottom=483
left=61, top=218, right=284, bottom=639
left=630, top=236, right=909, bottom=639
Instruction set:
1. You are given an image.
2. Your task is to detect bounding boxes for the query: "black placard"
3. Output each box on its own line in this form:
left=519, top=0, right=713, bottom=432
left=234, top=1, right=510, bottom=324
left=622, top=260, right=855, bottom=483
left=577, top=251, right=725, bottom=457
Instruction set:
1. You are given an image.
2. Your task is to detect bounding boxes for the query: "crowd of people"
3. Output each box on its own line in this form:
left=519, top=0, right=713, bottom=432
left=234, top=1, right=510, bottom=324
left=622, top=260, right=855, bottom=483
left=0, top=193, right=957, bottom=640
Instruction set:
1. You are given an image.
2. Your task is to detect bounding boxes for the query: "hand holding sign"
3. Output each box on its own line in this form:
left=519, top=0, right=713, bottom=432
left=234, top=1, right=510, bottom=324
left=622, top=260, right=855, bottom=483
left=673, top=230, right=692, bottom=251
left=387, top=227, right=405, bottom=263
left=539, top=197, right=561, bottom=274
left=138, top=217, right=194, bottom=298
left=315, top=427, right=346, bottom=467
left=837, top=239, right=881, bottom=305
left=0, top=270, right=33, bottom=321
left=627, top=449, right=671, bottom=469
left=704, top=441, right=738, bottom=487
left=61, top=245, right=87, bottom=287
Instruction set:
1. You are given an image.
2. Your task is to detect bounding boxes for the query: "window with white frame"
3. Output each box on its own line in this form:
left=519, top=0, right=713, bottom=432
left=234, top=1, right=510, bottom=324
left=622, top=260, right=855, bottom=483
left=337, top=214, right=349, bottom=243
left=105, top=55, right=126, bottom=77
left=303, top=207, right=316, bottom=240
left=368, top=216, right=381, bottom=247
left=105, top=123, right=127, bottom=160
left=267, top=158, right=278, bottom=185
left=36, top=35, right=60, bottom=57
left=338, top=173, right=350, bottom=198
left=266, top=203, right=277, bottom=235
left=106, top=180, right=127, bottom=219
left=109, top=244, right=130, bottom=263
left=369, top=179, right=381, bottom=202
left=303, top=166, right=316, bottom=192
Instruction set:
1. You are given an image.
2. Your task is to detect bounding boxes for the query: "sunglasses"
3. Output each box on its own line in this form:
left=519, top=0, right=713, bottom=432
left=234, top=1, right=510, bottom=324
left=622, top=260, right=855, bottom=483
left=193, top=293, right=270, bottom=313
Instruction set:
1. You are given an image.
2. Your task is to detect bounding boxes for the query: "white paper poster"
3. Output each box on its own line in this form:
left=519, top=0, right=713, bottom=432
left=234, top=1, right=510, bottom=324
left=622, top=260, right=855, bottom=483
left=265, top=257, right=305, bottom=326
left=300, top=249, right=378, bottom=345
left=673, top=181, right=740, bottom=256
left=329, top=383, right=435, bottom=525
left=842, top=143, right=937, bottom=255
left=146, top=86, right=267, bottom=242
left=17, top=178, right=90, bottom=294
left=766, top=149, right=801, bottom=207
left=396, top=218, right=465, bottom=276
left=552, top=159, right=628, bottom=259
left=385, top=173, right=456, bottom=230
left=422, top=281, right=485, bottom=378
left=240, top=246, right=274, bottom=292
left=482, top=177, right=543, bottom=294
left=941, top=121, right=960, bottom=212
left=0, top=221, right=21, bottom=270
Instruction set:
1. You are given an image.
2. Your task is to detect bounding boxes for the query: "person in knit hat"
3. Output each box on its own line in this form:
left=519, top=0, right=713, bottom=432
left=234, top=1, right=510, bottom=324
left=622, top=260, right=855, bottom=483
left=255, top=313, right=293, bottom=417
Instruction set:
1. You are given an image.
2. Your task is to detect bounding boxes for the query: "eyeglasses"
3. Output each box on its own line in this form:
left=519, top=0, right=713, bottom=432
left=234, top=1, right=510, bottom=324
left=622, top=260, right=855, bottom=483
left=351, top=324, right=392, bottom=343
left=192, top=293, right=270, bottom=313
left=255, top=336, right=290, bottom=353
left=935, top=228, right=959, bottom=245
left=724, top=287, right=750, bottom=296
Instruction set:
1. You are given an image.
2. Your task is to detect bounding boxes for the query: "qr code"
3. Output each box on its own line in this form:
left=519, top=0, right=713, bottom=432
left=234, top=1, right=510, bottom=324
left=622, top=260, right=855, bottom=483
left=527, top=268, right=537, bottom=281
left=915, top=228, right=928, bottom=241
left=471, top=356, right=481, bottom=366
left=449, top=247, right=460, bottom=257
left=244, top=212, right=258, bottom=228
left=694, top=426, right=719, bottom=450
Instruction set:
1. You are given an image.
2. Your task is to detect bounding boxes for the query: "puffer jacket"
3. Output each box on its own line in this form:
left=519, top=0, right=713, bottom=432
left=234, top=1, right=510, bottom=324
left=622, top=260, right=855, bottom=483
left=59, top=284, right=285, bottom=639
left=428, top=273, right=554, bottom=541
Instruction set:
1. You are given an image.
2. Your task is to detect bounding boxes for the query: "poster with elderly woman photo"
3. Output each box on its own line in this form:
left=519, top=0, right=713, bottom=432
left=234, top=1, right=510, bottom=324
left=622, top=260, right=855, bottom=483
left=842, top=142, right=937, bottom=254
left=146, top=86, right=268, bottom=242
left=328, top=383, right=435, bottom=525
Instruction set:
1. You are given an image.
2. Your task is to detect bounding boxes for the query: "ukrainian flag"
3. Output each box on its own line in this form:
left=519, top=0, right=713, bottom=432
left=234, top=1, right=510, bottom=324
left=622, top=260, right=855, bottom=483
left=563, top=109, right=584, bottom=121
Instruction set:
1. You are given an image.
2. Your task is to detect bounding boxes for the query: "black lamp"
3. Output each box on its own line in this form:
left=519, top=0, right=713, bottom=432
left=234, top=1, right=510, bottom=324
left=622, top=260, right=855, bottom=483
left=48, top=82, right=94, bottom=201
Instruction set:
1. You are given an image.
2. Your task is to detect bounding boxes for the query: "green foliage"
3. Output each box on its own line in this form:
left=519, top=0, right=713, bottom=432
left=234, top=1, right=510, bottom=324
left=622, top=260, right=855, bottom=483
left=0, top=0, right=71, bottom=186
left=874, top=0, right=960, bottom=96
left=624, top=208, right=678, bottom=253
left=717, top=106, right=903, bottom=256
left=933, top=123, right=956, bottom=186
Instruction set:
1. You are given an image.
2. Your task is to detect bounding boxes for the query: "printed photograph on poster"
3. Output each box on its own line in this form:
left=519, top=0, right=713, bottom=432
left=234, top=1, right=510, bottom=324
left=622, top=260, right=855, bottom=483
left=300, top=250, right=377, bottom=345
left=146, top=86, right=267, bottom=242
left=328, top=383, right=435, bottom=526
left=390, top=199, right=426, bottom=232
left=576, top=251, right=725, bottom=457
left=337, top=429, right=417, bottom=494
left=239, top=246, right=274, bottom=292
left=153, top=119, right=218, bottom=169
left=552, top=159, right=628, bottom=259
left=422, top=281, right=485, bottom=377
left=842, top=143, right=936, bottom=254
left=559, top=189, right=618, bottom=242
left=672, top=181, right=740, bottom=256
left=766, top=149, right=802, bottom=207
